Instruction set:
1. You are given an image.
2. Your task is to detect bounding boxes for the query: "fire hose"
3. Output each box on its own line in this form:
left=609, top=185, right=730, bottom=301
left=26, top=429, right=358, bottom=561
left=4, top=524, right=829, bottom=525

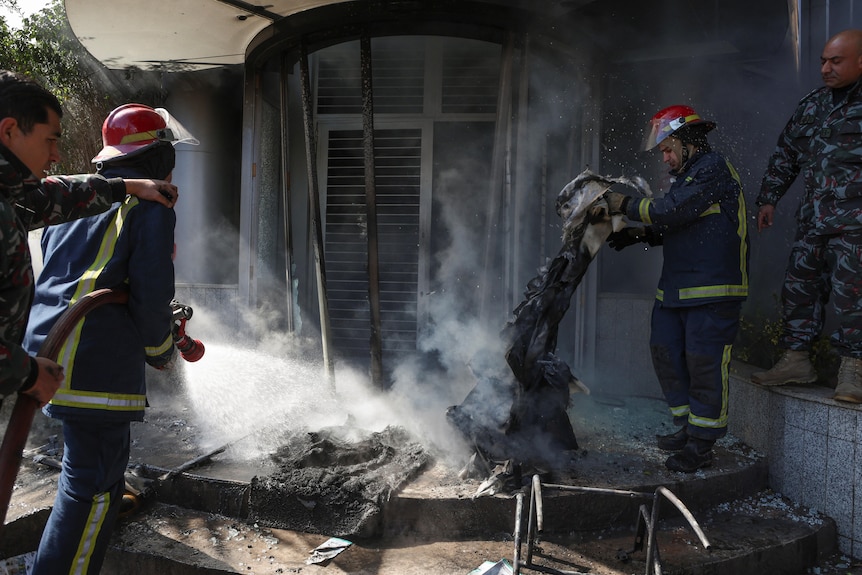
left=0, top=288, right=129, bottom=533
left=0, top=289, right=205, bottom=532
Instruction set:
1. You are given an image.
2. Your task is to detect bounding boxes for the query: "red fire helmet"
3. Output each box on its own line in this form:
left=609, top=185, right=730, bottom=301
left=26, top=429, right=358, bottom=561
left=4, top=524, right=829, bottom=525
left=92, top=103, right=198, bottom=163
left=642, top=104, right=715, bottom=151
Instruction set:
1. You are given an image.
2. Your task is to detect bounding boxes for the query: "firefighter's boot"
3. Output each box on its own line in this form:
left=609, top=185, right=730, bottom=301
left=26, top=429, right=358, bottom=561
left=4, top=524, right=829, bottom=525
left=832, top=356, right=862, bottom=404
left=665, top=436, right=714, bottom=473
left=750, top=350, right=816, bottom=386
left=656, top=426, right=688, bottom=452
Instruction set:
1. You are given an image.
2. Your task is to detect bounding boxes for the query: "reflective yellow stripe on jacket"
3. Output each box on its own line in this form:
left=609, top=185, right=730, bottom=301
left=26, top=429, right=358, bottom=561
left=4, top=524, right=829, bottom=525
left=49, top=388, right=146, bottom=411
left=656, top=283, right=748, bottom=302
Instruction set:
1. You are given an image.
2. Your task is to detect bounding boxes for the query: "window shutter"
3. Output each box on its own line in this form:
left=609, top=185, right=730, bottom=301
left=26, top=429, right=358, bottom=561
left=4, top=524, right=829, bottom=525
left=324, top=129, right=422, bottom=360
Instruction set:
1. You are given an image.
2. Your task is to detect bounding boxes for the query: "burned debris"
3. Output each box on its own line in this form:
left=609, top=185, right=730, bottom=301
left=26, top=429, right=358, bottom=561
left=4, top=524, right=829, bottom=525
left=447, top=169, right=650, bottom=493
left=249, top=425, right=428, bottom=538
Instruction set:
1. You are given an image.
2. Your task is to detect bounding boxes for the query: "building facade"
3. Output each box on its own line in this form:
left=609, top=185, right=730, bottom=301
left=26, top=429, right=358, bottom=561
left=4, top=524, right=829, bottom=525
left=64, top=0, right=849, bottom=395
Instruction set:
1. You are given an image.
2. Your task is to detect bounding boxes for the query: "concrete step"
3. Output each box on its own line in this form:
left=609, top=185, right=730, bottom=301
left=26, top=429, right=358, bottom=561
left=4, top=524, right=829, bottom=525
left=384, top=447, right=770, bottom=540
left=74, top=490, right=841, bottom=574
left=1, top=449, right=836, bottom=575
left=0, top=394, right=839, bottom=574
left=3, top=490, right=832, bottom=575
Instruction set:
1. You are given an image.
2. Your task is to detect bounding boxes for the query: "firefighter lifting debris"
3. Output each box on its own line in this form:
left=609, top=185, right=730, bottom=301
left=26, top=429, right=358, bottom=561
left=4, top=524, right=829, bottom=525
left=448, top=104, right=749, bottom=491
left=604, top=105, right=749, bottom=473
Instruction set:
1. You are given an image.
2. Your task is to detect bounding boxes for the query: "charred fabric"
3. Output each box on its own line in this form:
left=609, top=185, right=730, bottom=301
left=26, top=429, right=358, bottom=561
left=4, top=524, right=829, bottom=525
left=447, top=169, right=650, bottom=492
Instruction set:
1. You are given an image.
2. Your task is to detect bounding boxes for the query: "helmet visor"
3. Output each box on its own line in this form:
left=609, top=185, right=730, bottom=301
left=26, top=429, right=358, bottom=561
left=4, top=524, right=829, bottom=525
left=155, top=108, right=200, bottom=147
left=641, top=113, right=704, bottom=151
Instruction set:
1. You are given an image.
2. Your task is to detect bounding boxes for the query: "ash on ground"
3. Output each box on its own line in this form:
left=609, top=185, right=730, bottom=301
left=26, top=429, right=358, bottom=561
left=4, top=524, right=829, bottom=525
left=248, top=425, right=429, bottom=538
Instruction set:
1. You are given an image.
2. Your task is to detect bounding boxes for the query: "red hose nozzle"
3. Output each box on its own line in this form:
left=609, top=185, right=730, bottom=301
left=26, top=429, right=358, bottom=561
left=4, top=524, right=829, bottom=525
left=170, top=301, right=205, bottom=362
left=176, top=335, right=205, bottom=362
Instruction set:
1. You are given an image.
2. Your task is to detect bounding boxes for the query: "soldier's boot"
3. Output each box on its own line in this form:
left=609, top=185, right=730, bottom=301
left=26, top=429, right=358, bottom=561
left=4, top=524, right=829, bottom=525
left=750, top=350, right=816, bottom=386
left=832, top=357, right=862, bottom=404
left=665, top=436, right=714, bottom=473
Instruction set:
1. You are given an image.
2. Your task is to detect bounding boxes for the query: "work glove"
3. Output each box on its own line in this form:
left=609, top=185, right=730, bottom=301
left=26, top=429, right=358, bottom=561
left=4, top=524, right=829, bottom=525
left=603, top=191, right=630, bottom=215
left=607, top=227, right=646, bottom=251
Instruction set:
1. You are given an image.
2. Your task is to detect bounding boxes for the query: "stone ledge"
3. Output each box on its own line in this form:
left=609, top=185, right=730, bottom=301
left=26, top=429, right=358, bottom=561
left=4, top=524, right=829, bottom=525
left=730, top=361, right=862, bottom=559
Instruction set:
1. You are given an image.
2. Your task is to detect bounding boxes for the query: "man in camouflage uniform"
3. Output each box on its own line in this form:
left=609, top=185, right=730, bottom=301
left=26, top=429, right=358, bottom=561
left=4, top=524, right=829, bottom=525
left=751, top=29, right=862, bottom=403
left=0, top=70, right=178, bottom=408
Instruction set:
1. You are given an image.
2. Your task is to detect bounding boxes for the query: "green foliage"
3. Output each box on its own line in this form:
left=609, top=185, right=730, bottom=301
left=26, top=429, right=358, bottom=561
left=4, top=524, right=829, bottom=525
left=0, top=0, right=166, bottom=174
left=811, top=331, right=840, bottom=384
left=733, top=309, right=784, bottom=368
left=0, top=1, right=118, bottom=172
left=2, top=3, right=82, bottom=98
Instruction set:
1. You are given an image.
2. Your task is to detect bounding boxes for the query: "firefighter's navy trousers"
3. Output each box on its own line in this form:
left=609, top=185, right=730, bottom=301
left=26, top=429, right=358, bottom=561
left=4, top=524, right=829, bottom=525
left=649, top=300, right=742, bottom=442
left=31, top=420, right=130, bottom=575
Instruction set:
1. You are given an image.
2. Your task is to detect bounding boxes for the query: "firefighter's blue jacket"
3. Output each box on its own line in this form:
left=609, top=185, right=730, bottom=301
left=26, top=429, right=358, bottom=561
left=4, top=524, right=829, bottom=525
left=623, top=150, right=749, bottom=307
left=23, top=196, right=176, bottom=422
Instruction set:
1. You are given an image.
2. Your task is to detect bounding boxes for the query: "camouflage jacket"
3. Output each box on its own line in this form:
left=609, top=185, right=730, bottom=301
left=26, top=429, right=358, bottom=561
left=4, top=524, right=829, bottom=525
left=0, top=145, right=126, bottom=397
left=756, top=79, right=862, bottom=233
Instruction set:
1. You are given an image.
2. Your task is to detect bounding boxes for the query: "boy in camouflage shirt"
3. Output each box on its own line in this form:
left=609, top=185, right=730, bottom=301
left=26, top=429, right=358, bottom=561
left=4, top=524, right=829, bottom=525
left=0, top=70, right=177, bottom=407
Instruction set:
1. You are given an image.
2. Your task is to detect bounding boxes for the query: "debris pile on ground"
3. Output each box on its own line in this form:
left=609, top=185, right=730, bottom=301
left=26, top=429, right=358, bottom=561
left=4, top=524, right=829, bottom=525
left=248, top=425, right=428, bottom=537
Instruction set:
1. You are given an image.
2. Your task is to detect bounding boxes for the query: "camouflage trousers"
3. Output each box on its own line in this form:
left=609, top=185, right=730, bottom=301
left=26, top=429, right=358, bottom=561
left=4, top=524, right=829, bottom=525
left=780, top=230, right=862, bottom=357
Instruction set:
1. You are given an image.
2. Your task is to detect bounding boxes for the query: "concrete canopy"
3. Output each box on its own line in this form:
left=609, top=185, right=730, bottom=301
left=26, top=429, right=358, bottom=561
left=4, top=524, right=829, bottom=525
left=64, top=0, right=592, bottom=70
left=64, top=0, right=352, bottom=69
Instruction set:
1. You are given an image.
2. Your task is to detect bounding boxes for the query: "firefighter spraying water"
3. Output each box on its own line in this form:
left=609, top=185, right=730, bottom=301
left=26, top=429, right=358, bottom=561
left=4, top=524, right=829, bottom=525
left=20, top=103, right=201, bottom=574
